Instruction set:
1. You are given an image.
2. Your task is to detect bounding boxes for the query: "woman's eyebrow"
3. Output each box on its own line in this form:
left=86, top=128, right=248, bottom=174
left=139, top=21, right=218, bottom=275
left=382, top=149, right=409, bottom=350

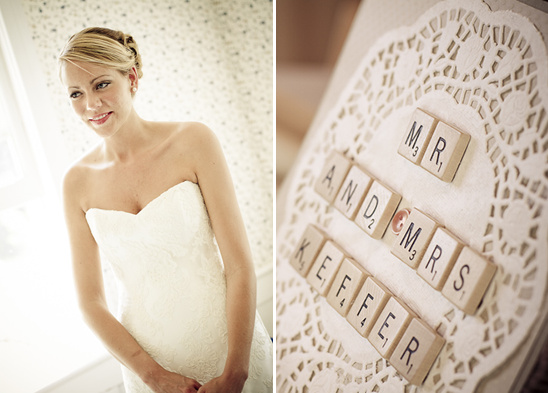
left=68, top=74, right=110, bottom=89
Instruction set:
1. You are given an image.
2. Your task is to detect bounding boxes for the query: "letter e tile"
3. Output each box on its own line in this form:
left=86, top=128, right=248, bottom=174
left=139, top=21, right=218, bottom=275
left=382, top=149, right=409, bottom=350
left=417, top=227, right=463, bottom=290
left=389, top=318, right=445, bottom=385
left=334, top=165, right=373, bottom=220
left=314, top=151, right=352, bottom=203
left=306, top=240, right=345, bottom=296
left=327, top=258, right=370, bottom=317
left=369, top=296, right=415, bottom=358
left=347, top=277, right=392, bottom=337
left=398, top=108, right=438, bottom=164
left=290, top=224, right=327, bottom=277
left=441, top=247, right=497, bottom=314
left=355, top=180, right=401, bottom=239
left=420, top=122, right=470, bottom=182
left=391, top=208, right=439, bottom=269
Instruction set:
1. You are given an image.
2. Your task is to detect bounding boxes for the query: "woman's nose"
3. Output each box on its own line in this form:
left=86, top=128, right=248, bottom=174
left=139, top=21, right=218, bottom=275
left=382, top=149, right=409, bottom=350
left=86, top=94, right=101, bottom=111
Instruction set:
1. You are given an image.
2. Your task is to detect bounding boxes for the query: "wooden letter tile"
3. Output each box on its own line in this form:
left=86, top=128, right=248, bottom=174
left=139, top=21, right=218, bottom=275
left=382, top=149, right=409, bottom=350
left=369, top=296, right=415, bottom=358
left=391, top=208, right=439, bottom=269
left=334, top=165, right=373, bottom=220
left=354, top=180, right=401, bottom=239
left=417, top=227, right=463, bottom=290
left=441, top=247, right=497, bottom=314
left=306, top=240, right=345, bottom=296
left=327, top=258, right=370, bottom=317
left=420, top=121, right=470, bottom=182
left=290, top=224, right=327, bottom=277
left=346, top=277, right=392, bottom=337
left=389, top=318, right=445, bottom=385
left=398, top=108, right=438, bottom=164
left=314, top=151, right=352, bottom=203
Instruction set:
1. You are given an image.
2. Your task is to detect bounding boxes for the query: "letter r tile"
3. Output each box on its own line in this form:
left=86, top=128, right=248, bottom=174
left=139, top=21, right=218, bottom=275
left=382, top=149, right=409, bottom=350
left=391, top=208, right=439, bottom=269
left=306, top=240, right=346, bottom=296
left=314, top=151, right=352, bottom=203
left=355, top=180, right=401, bottom=239
left=441, top=247, right=497, bottom=314
left=327, top=258, right=370, bottom=317
left=290, top=224, right=327, bottom=277
left=368, top=296, right=415, bottom=358
left=389, top=318, right=445, bottom=385
left=398, top=108, right=438, bottom=164
left=417, top=227, right=463, bottom=290
left=420, top=121, right=470, bottom=182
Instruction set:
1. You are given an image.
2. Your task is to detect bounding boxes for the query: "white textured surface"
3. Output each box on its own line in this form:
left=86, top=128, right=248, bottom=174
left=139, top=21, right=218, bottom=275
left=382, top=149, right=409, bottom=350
left=276, top=0, right=548, bottom=392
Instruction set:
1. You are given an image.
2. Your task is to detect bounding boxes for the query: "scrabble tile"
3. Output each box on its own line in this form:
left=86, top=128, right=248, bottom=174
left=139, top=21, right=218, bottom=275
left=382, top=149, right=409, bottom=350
left=326, top=258, right=370, bottom=317
left=346, top=277, right=392, bottom=337
left=306, top=240, right=346, bottom=296
left=441, top=247, right=497, bottom=314
left=314, top=151, right=352, bottom=203
left=354, top=180, right=401, bottom=239
left=334, top=165, right=373, bottom=220
left=389, top=318, right=445, bottom=385
left=417, top=227, right=463, bottom=290
left=290, top=224, right=327, bottom=277
left=420, top=121, right=470, bottom=182
left=391, top=208, right=439, bottom=269
left=369, top=296, right=415, bottom=358
left=398, top=108, right=438, bottom=164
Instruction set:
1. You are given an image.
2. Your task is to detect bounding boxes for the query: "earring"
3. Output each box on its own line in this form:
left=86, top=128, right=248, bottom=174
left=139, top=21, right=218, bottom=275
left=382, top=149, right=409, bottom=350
left=132, top=87, right=137, bottom=93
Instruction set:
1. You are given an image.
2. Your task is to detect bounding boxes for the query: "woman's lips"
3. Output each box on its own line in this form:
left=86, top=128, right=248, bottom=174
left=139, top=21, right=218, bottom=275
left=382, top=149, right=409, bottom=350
left=89, top=111, right=112, bottom=125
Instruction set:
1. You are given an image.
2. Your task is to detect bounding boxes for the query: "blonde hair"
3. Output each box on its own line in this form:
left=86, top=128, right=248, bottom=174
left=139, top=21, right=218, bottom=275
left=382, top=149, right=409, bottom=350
left=58, top=27, right=143, bottom=78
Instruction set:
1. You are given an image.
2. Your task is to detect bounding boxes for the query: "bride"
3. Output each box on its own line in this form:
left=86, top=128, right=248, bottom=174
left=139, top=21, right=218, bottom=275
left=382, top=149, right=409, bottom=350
left=59, top=27, right=273, bottom=393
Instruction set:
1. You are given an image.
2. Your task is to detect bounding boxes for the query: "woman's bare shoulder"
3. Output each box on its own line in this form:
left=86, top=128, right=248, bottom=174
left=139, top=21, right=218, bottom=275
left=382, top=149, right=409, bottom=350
left=62, top=143, right=103, bottom=202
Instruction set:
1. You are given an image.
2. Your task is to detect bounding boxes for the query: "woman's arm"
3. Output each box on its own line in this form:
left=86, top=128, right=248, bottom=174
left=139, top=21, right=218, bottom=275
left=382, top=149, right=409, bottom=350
left=190, top=125, right=257, bottom=393
left=62, top=167, right=201, bottom=393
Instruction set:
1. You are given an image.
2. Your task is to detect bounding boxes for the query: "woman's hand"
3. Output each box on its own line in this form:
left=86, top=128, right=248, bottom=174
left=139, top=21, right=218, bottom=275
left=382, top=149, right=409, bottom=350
left=145, top=368, right=202, bottom=393
left=196, top=371, right=247, bottom=393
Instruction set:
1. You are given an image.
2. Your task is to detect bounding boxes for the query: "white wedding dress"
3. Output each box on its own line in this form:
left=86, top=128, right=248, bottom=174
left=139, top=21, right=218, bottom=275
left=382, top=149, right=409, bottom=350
left=85, top=181, right=273, bottom=392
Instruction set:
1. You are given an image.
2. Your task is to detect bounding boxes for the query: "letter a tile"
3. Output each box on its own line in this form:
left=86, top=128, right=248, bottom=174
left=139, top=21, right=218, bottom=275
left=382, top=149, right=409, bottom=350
left=398, top=108, right=438, bottom=164
left=420, top=121, right=470, bottom=182
left=389, top=318, right=445, bottom=385
left=306, top=240, right=346, bottom=296
left=314, top=151, right=352, bottom=203
left=441, top=247, right=497, bottom=314
left=290, top=224, right=327, bottom=277
left=327, top=258, right=370, bottom=317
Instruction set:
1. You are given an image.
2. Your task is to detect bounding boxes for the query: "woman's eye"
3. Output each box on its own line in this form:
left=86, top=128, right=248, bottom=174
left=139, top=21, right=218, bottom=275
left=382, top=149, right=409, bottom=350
left=70, top=91, right=81, bottom=99
left=96, top=81, right=110, bottom=90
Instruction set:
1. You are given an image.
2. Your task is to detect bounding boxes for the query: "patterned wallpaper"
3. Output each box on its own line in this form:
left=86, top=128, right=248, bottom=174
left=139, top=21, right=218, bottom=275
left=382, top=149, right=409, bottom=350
left=20, top=0, right=273, bottom=271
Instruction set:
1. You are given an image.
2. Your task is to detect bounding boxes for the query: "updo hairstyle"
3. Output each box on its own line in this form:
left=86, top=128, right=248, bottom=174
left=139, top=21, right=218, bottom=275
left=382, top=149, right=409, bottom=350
left=59, top=27, right=143, bottom=79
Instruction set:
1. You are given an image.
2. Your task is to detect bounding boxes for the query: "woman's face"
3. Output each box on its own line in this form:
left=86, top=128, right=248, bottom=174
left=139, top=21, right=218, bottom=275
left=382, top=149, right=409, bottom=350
left=61, top=61, right=136, bottom=138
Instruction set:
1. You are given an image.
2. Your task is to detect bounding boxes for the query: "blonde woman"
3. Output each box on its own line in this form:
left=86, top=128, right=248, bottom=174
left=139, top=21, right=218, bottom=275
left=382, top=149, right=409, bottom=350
left=59, top=27, right=272, bottom=393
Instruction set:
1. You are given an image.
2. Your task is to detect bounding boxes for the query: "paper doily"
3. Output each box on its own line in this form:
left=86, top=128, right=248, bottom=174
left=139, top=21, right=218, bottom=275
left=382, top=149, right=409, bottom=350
left=276, top=1, right=548, bottom=392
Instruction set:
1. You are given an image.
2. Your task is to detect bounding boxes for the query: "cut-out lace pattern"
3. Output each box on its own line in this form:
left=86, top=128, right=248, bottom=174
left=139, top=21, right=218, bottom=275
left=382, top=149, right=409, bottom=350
left=276, top=1, right=548, bottom=392
left=86, top=182, right=273, bottom=392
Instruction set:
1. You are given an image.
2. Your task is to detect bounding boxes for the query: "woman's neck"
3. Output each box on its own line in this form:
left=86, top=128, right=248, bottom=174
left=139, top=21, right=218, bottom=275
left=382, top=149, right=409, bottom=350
left=101, top=110, right=153, bottom=163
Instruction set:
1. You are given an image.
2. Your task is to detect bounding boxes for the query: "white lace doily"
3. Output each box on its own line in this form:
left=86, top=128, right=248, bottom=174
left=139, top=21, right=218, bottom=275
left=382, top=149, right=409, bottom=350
left=276, top=0, right=548, bottom=391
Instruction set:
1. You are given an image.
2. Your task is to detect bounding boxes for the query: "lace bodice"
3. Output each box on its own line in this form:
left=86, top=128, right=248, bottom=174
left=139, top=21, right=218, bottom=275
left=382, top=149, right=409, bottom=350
left=86, top=181, right=272, bottom=392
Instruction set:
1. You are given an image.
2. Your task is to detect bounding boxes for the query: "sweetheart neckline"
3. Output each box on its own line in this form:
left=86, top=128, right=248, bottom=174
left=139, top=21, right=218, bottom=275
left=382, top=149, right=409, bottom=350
left=85, top=180, right=197, bottom=217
